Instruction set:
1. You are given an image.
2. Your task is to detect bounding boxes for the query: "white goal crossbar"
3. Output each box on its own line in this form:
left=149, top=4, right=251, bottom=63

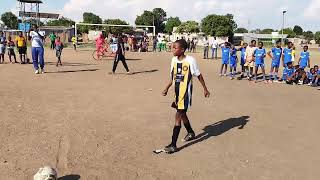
left=75, top=22, right=156, bottom=43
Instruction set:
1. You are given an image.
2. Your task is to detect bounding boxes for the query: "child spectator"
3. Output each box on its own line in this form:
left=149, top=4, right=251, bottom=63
left=253, top=42, right=267, bottom=83
left=267, top=40, right=282, bottom=83
left=244, top=40, right=257, bottom=81
left=15, top=31, right=27, bottom=64
left=7, top=36, right=17, bottom=63
left=55, top=37, right=63, bottom=66
left=220, top=42, right=230, bottom=76
left=298, top=45, right=311, bottom=69
left=0, top=31, right=6, bottom=64
left=71, top=35, right=77, bottom=51
left=229, top=44, right=237, bottom=80
left=237, top=43, right=247, bottom=79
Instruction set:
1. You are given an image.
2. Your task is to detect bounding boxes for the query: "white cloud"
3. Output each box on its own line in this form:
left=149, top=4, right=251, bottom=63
left=304, top=0, right=320, bottom=19
left=59, top=0, right=317, bottom=31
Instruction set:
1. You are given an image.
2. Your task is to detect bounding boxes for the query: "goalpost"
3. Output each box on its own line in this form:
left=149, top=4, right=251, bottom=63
left=74, top=22, right=156, bottom=44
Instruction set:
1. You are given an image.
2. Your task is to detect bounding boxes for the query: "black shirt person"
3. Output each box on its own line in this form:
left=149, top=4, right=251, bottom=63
left=112, top=35, right=130, bottom=74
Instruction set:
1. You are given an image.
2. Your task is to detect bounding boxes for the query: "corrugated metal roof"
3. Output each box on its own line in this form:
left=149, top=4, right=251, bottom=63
left=235, top=33, right=288, bottom=39
left=17, top=0, right=43, bottom=3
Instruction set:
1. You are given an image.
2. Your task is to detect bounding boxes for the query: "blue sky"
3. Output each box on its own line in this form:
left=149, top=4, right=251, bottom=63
left=1, top=0, right=320, bottom=32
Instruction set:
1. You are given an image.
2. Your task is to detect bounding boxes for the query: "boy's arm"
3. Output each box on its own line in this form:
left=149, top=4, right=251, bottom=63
left=308, top=57, right=311, bottom=68
left=267, top=51, right=273, bottom=59
left=298, top=57, right=301, bottom=65
left=197, top=74, right=210, bottom=98
left=162, top=79, right=173, bottom=96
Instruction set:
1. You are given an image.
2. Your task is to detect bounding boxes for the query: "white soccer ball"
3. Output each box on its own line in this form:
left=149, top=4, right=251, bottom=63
left=33, top=166, right=57, bottom=180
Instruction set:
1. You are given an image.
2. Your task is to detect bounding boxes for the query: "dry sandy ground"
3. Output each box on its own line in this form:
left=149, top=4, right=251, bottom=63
left=0, top=48, right=319, bottom=180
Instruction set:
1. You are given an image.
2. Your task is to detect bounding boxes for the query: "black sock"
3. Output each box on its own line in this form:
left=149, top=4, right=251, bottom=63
left=171, top=126, right=181, bottom=147
left=184, top=121, right=194, bottom=134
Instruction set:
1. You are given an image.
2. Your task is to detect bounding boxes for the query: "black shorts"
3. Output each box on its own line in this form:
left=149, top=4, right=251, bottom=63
left=8, top=49, right=15, bottom=56
left=18, top=47, right=27, bottom=54
left=171, top=102, right=188, bottom=113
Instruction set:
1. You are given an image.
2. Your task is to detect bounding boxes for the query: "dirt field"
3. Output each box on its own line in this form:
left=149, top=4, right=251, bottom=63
left=0, top=48, right=319, bottom=180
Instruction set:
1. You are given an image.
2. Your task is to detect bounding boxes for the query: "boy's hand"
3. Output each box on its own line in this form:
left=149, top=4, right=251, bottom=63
left=162, top=89, right=168, bottom=96
left=204, top=89, right=210, bottom=98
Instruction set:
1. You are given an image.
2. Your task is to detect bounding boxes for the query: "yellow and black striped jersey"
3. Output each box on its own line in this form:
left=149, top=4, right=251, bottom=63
left=170, top=56, right=201, bottom=110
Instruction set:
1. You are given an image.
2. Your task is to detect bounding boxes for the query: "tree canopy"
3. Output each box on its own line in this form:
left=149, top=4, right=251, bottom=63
left=303, top=31, right=314, bottom=41
left=234, top=28, right=248, bottom=33
left=176, top=21, right=200, bottom=33
left=293, top=25, right=303, bottom=36
left=79, top=12, right=103, bottom=33
left=281, top=28, right=296, bottom=38
left=135, top=8, right=167, bottom=33
left=164, top=17, right=181, bottom=33
left=1, top=12, right=18, bottom=29
left=46, top=17, right=75, bottom=27
left=103, top=19, right=132, bottom=35
left=260, top=28, right=274, bottom=34
left=314, top=31, right=320, bottom=44
left=201, top=14, right=237, bottom=38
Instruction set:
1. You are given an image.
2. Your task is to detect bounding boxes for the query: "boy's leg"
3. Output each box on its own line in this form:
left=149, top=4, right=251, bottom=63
left=32, top=48, right=39, bottom=70
left=13, top=53, right=17, bottom=63
left=269, top=66, right=274, bottom=81
left=112, top=55, right=119, bottom=73
left=262, top=66, right=266, bottom=81
left=8, top=54, right=12, bottom=63
left=254, top=66, right=258, bottom=82
left=120, top=55, right=130, bottom=72
left=165, top=110, right=183, bottom=153
left=39, top=47, right=45, bottom=70
left=220, top=64, right=224, bottom=75
left=224, top=64, right=228, bottom=75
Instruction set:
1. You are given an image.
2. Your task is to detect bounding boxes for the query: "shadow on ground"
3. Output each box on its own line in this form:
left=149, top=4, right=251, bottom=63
left=178, top=116, right=250, bottom=151
left=58, top=174, right=80, bottom=180
left=46, top=69, right=99, bottom=74
left=45, top=62, right=96, bottom=67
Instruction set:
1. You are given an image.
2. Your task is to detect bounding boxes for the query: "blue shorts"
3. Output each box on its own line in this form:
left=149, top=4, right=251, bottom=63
left=271, top=62, right=280, bottom=68
left=255, top=64, right=265, bottom=68
left=240, top=58, right=245, bottom=65
left=229, top=63, right=237, bottom=68
left=222, top=60, right=228, bottom=65
left=300, top=65, right=307, bottom=69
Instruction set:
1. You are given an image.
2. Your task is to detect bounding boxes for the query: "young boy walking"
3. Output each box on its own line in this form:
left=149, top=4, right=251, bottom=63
left=162, top=39, right=210, bottom=154
left=112, top=35, right=130, bottom=74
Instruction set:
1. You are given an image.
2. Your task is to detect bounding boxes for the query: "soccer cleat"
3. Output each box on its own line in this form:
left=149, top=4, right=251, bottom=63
left=35, top=70, right=40, bottom=74
left=41, top=69, right=45, bottom=74
left=164, top=144, right=177, bottom=154
left=273, top=80, right=279, bottom=83
left=308, top=82, right=312, bottom=86
left=298, top=80, right=303, bottom=85
left=182, top=133, right=196, bottom=142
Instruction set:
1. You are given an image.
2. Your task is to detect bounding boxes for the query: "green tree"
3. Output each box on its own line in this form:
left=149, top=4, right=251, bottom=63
left=303, top=31, right=314, bottom=41
left=201, top=14, right=237, bottom=38
left=46, top=17, right=75, bottom=27
left=104, top=19, right=133, bottom=34
left=135, top=8, right=167, bottom=33
left=234, top=28, right=248, bottom=33
left=164, top=17, right=181, bottom=33
left=293, top=25, right=303, bottom=36
left=1, top=12, right=18, bottom=29
left=280, top=28, right=296, bottom=38
left=260, top=28, right=274, bottom=34
left=78, top=12, right=103, bottom=33
left=176, top=21, right=200, bottom=33
left=314, top=31, right=320, bottom=44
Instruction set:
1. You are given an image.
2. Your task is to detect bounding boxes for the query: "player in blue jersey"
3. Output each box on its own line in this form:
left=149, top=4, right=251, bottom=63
left=306, top=68, right=315, bottom=86
left=229, top=44, right=238, bottom=80
left=298, top=45, right=311, bottom=69
left=312, top=65, right=320, bottom=87
left=237, top=43, right=248, bottom=79
left=282, top=42, right=293, bottom=67
left=267, top=40, right=282, bottom=83
left=253, top=42, right=267, bottom=83
left=281, top=62, right=295, bottom=84
left=220, top=42, right=230, bottom=76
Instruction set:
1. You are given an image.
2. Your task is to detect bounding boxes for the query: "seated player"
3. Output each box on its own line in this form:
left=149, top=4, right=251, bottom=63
left=281, top=62, right=295, bottom=85
left=312, top=65, right=320, bottom=87
left=306, top=68, right=315, bottom=86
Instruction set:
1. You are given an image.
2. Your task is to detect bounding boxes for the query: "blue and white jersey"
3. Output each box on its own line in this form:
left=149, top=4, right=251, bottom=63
left=299, top=51, right=310, bottom=68
left=221, top=47, right=230, bottom=64
left=307, top=71, right=314, bottom=80
left=271, top=47, right=282, bottom=64
left=30, top=31, right=44, bottom=48
left=230, top=48, right=237, bottom=65
left=283, top=48, right=293, bottom=64
left=254, top=48, right=266, bottom=65
left=282, top=67, right=295, bottom=80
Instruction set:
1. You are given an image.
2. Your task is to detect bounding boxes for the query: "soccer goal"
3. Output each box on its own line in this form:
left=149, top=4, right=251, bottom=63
left=74, top=22, right=155, bottom=45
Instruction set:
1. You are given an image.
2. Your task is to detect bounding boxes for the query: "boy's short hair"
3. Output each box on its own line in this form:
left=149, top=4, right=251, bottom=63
left=288, top=41, right=293, bottom=45
left=287, top=62, right=293, bottom=66
left=243, top=42, right=248, bottom=45
left=251, top=40, right=256, bottom=44
left=259, top=42, right=264, bottom=46
left=314, top=65, right=319, bottom=68
left=276, top=40, right=281, bottom=44
left=304, top=45, right=309, bottom=48
left=175, top=39, right=188, bottom=51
